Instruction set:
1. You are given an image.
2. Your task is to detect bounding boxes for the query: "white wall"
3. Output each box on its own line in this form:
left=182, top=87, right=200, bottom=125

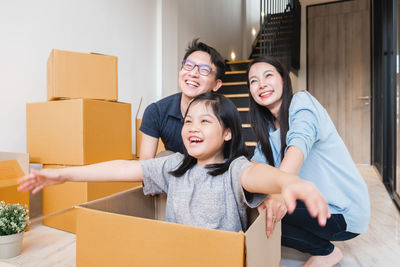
left=243, top=0, right=261, bottom=59
left=177, top=0, right=243, bottom=63
left=157, top=0, right=245, bottom=98
left=0, top=0, right=158, bottom=154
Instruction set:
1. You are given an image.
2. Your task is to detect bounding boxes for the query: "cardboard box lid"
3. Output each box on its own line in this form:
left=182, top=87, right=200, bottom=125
left=0, top=160, right=25, bottom=188
left=0, top=152, right=29, bottom=175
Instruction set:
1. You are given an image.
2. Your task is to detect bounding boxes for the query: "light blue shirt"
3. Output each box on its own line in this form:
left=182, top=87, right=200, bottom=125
left=252, top=91, right=370, bottom=234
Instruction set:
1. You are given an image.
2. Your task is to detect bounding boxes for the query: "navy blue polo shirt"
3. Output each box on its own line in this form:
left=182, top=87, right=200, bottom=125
left=139, top=93, right=185, bottom=153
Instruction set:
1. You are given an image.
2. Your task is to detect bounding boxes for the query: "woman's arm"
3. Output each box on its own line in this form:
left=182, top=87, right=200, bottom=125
left=17, top=160, right=143, bottom=194
left=279, top=146, right=304, bottom=174
left=241, top=163, right=330, bottom=226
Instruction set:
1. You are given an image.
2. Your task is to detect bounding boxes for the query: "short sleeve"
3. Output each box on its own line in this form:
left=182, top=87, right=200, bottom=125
left=286, top=92, right=320, bottom=160
left=140, top=103, right=161, bottom=138
left=230, top=157, right=268, bottom=208
left=140, top=153, right=183, bottom=195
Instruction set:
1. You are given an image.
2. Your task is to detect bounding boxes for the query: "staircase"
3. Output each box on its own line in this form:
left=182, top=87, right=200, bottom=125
left=221, top=0, right=300, bottom=155
left=220, top=60, right=257, bottom=155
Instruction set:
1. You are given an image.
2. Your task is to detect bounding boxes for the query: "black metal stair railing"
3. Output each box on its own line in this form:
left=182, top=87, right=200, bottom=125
left=251, top=0, right=301, bottom=71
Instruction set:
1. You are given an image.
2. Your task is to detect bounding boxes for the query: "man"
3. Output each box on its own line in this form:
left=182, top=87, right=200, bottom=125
left=139, top=39, right=225, bottom=159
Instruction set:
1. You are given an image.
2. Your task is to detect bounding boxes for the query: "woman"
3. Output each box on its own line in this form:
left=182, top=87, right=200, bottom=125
left=247, top=56, right=370, bottom=267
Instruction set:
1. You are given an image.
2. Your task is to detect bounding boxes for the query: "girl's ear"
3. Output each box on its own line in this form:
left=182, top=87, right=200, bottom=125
left=224, top=128, right=232, bottom=141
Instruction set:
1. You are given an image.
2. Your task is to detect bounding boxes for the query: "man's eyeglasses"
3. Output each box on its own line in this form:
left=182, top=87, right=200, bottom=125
left=181, top=59, right=214, bottom=76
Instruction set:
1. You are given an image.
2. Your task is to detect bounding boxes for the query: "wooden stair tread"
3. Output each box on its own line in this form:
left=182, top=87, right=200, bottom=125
left=222, top=81, right=247, bottom=86
left=245, top=141, right=257, bottom=146
left=225, top=70, right=247, bottom=75
left=224, top=93, right=249, bottom=98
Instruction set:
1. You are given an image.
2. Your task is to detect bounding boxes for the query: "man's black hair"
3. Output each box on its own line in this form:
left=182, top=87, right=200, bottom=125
left=183, top=39, right=225, bottom=80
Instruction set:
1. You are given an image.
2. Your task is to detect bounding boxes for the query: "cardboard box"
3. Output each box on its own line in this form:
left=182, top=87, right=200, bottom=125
left=76, top=187, right=281, bottom=267
left=0, top=152, right=29, bottom=208
left=47, top=49, right=118, bottom=101
left=26, top=99, right=132, bottom=165
left=42, top=164, right=141, bottom=233
left=135, top=118, right=165, bottom=159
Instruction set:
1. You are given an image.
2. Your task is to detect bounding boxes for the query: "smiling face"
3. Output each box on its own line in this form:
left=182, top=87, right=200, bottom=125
left=182, top=101, right=231, bottom=166
left=179, top=51, right=222, bottom=104
left=248, top=62, right=284, bottom=117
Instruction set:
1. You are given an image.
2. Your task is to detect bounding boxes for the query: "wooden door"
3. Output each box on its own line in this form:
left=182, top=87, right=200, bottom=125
left=308, top=0, right=370, bottom=164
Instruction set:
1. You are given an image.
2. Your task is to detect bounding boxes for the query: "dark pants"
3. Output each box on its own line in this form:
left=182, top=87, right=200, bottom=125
left=282, top=200, right=359, bottom=256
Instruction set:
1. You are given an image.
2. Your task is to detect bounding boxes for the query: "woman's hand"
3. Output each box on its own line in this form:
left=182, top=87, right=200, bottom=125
left=17, top=168, right=65, bottom=194
left=282, top=180, right=330, bottom=226
left=257, top=194, right=287, bottom=238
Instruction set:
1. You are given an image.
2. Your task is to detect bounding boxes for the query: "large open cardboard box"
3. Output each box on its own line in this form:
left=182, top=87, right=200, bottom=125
left=26, top=99, right=132, bottom=165
left=76, top=187, right=281, bottom=267
left=0, top=152, right=29, bottom=207
left=47, top=49, right=118, bottom=101
left=43, top=182, right=141, bottom=233
left=42, top=164, right=140, bottom=233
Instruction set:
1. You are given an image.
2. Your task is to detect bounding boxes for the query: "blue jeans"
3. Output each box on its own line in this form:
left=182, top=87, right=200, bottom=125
left=282, top=200, right=359, bottom=256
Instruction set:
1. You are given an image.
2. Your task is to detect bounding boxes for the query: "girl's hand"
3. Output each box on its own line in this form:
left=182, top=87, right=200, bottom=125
left=257, top=194, right=287, bottom=238
left=282, top=180, right=330, bottom=226
left=17, top=168, right=65, bottom=194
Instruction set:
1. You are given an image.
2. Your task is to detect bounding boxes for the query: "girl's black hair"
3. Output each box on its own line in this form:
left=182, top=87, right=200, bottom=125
left=170, top=92, right=248, bottom=177
left=247, top=56, right=293, bottom=166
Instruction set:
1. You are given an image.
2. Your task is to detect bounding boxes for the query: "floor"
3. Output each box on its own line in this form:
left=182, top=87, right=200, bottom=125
left=0, top=165, right=399, bottom=267
left=281, top=165, right=400, bottom=267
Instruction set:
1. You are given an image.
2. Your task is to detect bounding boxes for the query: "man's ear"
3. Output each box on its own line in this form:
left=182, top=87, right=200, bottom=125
left=212, top=79, right=222, bottom=92
left=224, top=128, right=232, bottom=141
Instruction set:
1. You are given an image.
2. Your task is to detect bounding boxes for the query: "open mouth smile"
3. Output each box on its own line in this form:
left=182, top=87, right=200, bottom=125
left=259, top=90, right=273, bottom=98
left=185, top=80, right=200, bottom=88
left=188, top=136, right=203, bottom=145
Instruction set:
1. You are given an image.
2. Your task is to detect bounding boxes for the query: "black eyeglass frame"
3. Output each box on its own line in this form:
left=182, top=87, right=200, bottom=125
left=181, top=59, right=214, bottom=76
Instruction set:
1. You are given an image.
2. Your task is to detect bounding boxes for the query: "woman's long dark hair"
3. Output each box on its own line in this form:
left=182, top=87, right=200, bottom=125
left=247, top=56, right=293, bottom=166
left=170, top=92, right=247, bottom=177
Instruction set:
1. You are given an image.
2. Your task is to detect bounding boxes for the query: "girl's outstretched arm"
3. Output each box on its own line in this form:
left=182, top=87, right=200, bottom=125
left=241, top=163, right=330, bottom=226
left=17, top=160, right=143, bottom=194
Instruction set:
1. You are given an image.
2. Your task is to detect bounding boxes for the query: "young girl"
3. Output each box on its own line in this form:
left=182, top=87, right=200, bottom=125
left=247, top=56, right=370, bottom=266
left=18, top=92, right=329, bottom=232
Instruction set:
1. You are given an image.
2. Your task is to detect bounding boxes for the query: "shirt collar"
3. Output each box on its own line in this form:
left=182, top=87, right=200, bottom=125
left=167, top=93, right=184, bottom=120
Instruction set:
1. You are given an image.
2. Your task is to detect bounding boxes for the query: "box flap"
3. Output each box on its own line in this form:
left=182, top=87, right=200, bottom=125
left=0, top=152, right=29, bottom=175
left=245, top=209, right=281, bottom=267
left=0, top=177, right=19, bottom=188
left=0, top=160, right=25, bottom=181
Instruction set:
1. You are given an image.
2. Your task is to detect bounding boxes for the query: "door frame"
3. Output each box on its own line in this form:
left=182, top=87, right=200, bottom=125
left=371, top=0, right=400, bottom=209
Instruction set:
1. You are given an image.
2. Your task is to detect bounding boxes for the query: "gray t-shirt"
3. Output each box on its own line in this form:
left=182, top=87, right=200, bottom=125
left=140, top=153, right=267, bottom=232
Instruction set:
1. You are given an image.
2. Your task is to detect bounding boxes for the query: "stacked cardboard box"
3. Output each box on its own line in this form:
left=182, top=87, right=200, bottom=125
left=0, top=152, right=30, bottom=209
left=26, top=49, right=140, bottom=233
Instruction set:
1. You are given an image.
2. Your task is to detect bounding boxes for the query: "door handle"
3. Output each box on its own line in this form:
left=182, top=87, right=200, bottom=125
left=357, top=96, right=371, bottom=100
